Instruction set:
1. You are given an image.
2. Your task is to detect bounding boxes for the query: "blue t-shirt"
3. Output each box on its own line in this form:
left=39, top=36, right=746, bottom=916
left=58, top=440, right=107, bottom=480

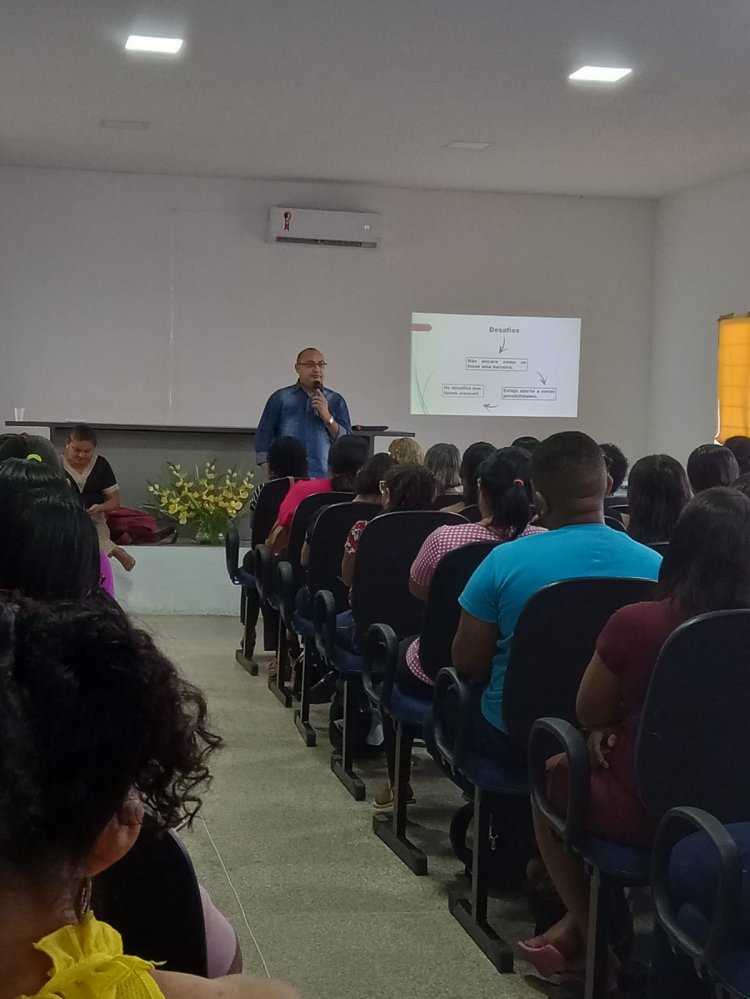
left=255, top=382, right=352, bottom=478
left=459, top=524, right=663, bottom=733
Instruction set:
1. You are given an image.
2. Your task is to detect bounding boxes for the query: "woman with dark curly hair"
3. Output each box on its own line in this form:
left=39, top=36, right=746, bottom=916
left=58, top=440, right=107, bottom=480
left=0, top=598, right=297, bottom=999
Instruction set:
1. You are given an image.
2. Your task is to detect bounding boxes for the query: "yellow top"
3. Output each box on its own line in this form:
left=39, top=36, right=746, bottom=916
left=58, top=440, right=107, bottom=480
left=20, top=913, right=165, bottom=999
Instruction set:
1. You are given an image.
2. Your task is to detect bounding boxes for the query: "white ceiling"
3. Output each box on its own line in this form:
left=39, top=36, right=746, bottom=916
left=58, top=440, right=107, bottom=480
left=3, top=0, right=750, bottom=198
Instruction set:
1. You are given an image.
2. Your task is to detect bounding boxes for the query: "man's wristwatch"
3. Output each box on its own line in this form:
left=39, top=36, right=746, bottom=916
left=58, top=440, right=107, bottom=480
left=327, top=416, right=335, bottom=426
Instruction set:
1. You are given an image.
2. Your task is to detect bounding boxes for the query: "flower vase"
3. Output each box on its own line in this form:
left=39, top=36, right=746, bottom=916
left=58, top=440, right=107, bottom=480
left=194, top=513, right=229, bottom=546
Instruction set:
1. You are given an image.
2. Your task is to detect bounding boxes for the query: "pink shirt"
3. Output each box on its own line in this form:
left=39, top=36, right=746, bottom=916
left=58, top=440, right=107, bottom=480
left=277, top=478, right=332, bottom=530
left=406, top=521, right=546, bottom=684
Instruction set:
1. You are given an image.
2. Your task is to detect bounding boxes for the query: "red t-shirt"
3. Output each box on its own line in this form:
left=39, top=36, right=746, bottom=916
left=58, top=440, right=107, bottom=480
left=597, top=598, right=686, bottom=797
left=277, top=478, right=332, bottom=530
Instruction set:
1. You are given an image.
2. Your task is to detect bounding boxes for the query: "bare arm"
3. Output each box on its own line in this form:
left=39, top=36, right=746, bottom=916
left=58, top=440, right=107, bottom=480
left=341, top=550, right=356, bottom=588
left=89, top=488, right=121, bottom=515
left=300, top=541, right=311, bottom=568
left=153, top=971, right=300, bottom=999
left=451, top=610, right=498, bottom=684
left=576, top=651, right=622, bottom=730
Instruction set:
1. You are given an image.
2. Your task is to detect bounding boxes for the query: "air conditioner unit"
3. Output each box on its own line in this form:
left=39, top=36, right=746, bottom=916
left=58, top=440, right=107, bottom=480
left=267, top=207, right=382, bottom=248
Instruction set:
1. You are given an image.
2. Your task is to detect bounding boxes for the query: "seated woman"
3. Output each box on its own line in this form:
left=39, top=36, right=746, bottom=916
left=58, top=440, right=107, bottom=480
left=521, top=487, right=750, bottom=982
left=424, top=442, right=462, bottom=495
left=336, top=463, right=438, bottom=648
left=0, top=458, right=102, bottom=599
left=62, top=423, right=136, bottom=573
left=387, top=437, right=424, bottom=465
left=0, top=598, right=298, bottom=999
left=687, top=443, right=739, bottom=493
left=0, top=460, right=243, bottom=981
left=270, top=435, right=370, bottom=548
left=246, top=435, right=308, bottom=523
left=374, top=446, right=546, bottom=810
left=300, top=451, right=394, bottom=570
left=441, top=441, right=494, bottom=514
left=626, top=454, right=691, bottom=544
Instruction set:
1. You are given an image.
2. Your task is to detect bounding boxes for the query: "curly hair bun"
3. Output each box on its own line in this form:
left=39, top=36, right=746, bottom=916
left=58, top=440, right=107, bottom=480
left=0, top=598, right=221, bottom=873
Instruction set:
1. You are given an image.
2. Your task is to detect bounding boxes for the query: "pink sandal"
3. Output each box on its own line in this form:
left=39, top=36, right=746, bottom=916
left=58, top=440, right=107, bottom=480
left=518, top=939, right=583, bottom=978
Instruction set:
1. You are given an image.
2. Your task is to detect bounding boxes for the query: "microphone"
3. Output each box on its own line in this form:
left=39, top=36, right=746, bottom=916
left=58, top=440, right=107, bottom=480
left=313, top=379, right=323, bottom=394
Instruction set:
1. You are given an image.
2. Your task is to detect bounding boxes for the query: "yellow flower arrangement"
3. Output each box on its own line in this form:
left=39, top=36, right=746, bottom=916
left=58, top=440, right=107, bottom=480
left=148, top=461, right=254, bottom=544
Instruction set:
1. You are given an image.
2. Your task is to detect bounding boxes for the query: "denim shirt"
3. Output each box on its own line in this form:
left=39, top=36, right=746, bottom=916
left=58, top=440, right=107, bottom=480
left=255, top=382, right=352, bottom=478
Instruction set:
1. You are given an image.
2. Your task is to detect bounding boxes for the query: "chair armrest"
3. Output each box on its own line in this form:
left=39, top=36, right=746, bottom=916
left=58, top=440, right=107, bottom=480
left=254, top=545, right=272, bottom=602
left=528, top=718, right=590, bottom=848
left=277, top=560, right=295, bottom=626
left=652, top=806, right=741, bottom=967
left=313, top=589, right=337, bottom=663
left=432, top=667, right=472, bottom=771
left=225, top=527, right=240, bottom=582
left=362, top=624, right=398, bottom=705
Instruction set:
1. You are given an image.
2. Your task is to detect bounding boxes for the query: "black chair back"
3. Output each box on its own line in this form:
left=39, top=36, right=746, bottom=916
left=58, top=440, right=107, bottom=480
left=648, top=541, right=670, bottom=556
left=503, top=576, right=657, bottom=749
left=307, top=501, right=381, bottom=610
left=604, top=515, right=627, bottom=532
left=604, top=497, right=627, bottom=523
left=251, top=476, right=294, bottom=548
left=637, top=610, right=750, bottom=823
left=286, top=491, right=353, bottom=585
left=225, top=524, right=240, bottom=582
left=418, top=541, right=499, bottom=682
left=460, top=504, right=482, bottom=523
left=92, top=823, right=207, bottom=975
left=435, top=492, right=462, bottom=510
left=351, top=510, right=464, bottom=638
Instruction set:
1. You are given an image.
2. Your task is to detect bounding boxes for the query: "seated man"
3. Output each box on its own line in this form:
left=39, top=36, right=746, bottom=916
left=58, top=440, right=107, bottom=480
left=451, top=431, right=662, bottom=763
left=63, top=423, right=135, bottom=572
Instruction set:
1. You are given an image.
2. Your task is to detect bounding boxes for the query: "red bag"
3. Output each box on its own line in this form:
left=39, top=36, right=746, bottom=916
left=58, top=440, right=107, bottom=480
left=106, top=508, right=177, bottom=546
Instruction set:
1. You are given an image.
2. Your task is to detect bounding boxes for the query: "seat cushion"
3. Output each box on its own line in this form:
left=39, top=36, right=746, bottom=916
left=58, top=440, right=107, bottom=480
left=332, top=645, right=365, bottom=675
left=291, top=612, right=315, bottom=638
left=385, top=683, right=432, bottom=727
left=460, top=751, right=529, bottom=795
left=582, top=836, right=651, bottom=882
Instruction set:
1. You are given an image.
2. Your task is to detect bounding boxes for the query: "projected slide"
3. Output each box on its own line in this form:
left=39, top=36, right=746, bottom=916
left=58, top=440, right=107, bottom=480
left=411, top=313, right=581, bottom=417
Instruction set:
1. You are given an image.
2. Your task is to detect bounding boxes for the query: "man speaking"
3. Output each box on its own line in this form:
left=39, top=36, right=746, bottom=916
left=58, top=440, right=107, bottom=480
left=255, top=347, right=352, bottom=478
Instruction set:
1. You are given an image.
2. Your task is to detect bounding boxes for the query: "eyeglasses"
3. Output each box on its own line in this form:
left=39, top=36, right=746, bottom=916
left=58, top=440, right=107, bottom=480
left=298, top=360, right=328, bottom=369
left=379, top=480, right=388, bottom=494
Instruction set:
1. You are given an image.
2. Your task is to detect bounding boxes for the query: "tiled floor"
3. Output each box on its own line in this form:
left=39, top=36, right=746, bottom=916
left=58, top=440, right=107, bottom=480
left=141, top=616, right=550, bottom=998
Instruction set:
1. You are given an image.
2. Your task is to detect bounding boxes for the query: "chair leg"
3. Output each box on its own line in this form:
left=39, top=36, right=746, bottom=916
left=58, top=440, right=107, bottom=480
left=449, top=786, right=514, bottom=973
left=584, top=867, right=610, bottom=999
left=373, top=721, right=427, bottom=875
left=235, top=587, right=258, bottom=676
left=294, top=636, right=317, bottom=746
left=330, top=677, right=366, bottom=800
left=267, top=617, right=293, bottom=708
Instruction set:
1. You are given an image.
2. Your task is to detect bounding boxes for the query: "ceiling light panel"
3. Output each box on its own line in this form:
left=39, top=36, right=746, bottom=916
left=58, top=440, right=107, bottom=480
left=125, top=35, right=183, bottom=54
left=568, top=66, right=632, bottom=83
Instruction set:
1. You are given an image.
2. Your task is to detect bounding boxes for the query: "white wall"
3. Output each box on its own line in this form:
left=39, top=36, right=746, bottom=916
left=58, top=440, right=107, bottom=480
left=651, top=170, right=750, bottom=463
left=0, top=166, right=655, bottom=459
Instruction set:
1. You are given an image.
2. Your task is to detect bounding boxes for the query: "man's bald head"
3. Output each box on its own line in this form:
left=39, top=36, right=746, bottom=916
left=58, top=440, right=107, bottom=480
left=296, top=347, right=323, bottom=364
left=295, top=347, right=327, bottom=390
left=531, top=432, right=609, bottom=526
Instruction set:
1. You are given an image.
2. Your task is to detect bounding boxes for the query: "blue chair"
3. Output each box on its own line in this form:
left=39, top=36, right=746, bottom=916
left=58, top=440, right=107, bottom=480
left=651, top=806, right=748, bottom=999
left=314, top=509, right=463, bottom=800
left=260, top=491, right=352, bottom=708
left=433, top=576, right=657, bottom=973
left=366, top=541, right=499, bottom=876
left=277, top=500, right=380, bottom=746
left=530, top=609, right=750, bottom=999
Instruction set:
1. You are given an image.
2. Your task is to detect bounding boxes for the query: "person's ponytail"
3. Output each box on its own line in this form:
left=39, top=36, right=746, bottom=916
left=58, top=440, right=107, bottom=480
left=478, top=447, right=532, bottom=538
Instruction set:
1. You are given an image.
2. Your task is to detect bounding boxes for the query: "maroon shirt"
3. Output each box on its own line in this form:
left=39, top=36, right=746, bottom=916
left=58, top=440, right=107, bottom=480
left=597, top=598, right=686, bottom=797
